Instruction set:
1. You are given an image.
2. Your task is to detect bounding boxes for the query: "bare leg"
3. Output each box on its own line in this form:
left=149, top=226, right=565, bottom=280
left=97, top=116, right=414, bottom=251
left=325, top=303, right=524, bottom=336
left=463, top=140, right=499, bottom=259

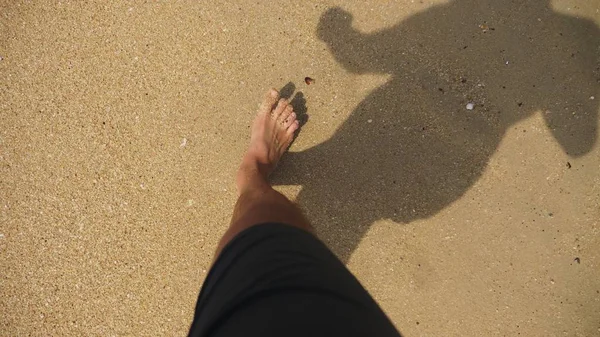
left=215, top=89, right=312, bottom=257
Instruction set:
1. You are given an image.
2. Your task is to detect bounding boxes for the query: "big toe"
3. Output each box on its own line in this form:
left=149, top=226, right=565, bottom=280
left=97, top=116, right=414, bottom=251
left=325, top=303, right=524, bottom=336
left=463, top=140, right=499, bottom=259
left=259, top=88, right=279, bottom=115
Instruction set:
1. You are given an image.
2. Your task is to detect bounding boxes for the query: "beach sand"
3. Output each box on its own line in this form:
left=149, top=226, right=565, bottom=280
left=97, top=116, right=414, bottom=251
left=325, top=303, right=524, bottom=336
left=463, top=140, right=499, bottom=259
left=1, top=1, right=599, bottom=335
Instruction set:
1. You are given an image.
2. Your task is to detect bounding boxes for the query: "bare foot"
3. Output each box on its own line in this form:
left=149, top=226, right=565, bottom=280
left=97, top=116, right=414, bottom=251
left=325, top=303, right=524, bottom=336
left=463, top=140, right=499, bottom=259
left=236, top=89, right=300, bottom=193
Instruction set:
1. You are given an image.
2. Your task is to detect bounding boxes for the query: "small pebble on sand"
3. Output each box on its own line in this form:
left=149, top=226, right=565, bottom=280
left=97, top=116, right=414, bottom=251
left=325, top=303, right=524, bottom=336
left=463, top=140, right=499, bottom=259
left=180, top=138, right=187, bottom=148
left=466, top=103, right=475, bottom=110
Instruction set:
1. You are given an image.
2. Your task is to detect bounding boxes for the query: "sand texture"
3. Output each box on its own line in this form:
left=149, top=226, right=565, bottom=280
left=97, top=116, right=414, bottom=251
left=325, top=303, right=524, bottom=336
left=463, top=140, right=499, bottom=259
left=1, top=0, right=599, bottom=336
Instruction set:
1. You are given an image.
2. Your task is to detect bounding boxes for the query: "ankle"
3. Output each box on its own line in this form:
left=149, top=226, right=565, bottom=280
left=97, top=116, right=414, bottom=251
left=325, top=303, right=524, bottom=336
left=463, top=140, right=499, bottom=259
left=236, top=176, right=271, bottom=197
left=241, top=152, right=273, bottom=177
left=236, top=157, right=271, bottom=195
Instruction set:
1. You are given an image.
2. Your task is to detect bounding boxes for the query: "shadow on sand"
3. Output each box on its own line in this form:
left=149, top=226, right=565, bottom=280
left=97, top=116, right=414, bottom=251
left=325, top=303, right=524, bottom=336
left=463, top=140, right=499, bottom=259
left=273, top=0, right=599, bottom=262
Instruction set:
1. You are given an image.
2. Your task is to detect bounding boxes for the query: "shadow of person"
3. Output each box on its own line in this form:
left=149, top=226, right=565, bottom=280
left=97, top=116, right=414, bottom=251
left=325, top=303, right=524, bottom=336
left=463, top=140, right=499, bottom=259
left=272, top=0, right=599, bottom=262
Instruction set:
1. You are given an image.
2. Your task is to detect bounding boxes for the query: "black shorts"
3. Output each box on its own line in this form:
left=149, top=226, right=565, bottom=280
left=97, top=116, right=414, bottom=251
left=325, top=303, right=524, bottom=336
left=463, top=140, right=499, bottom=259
left=188, top=223, right=402, bottom=337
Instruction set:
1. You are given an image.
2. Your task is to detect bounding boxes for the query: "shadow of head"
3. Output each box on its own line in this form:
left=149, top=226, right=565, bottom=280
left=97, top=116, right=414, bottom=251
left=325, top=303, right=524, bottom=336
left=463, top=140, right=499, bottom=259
left=273, top=0, right=599, bottom=261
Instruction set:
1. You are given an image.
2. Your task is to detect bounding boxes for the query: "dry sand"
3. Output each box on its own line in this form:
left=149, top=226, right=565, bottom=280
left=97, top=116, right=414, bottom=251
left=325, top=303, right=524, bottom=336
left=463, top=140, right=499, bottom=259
left=1, top=0, right=599, bottom=336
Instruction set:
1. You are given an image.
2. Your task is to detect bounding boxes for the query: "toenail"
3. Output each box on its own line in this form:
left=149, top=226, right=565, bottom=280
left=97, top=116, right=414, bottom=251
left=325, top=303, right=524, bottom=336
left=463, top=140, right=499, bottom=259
left=270, top=89, right=278, bottom=97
